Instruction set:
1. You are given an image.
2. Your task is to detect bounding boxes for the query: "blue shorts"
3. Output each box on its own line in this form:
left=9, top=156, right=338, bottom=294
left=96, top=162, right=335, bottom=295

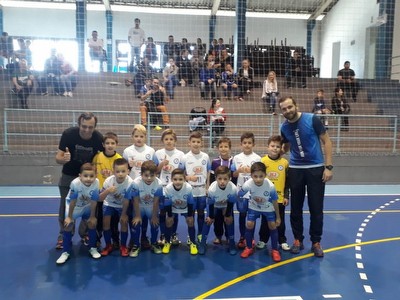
left=247, top=208, right=276, bottom=222
left=103, top=205, right=122, bottom=217
left=65, top=203, right=91, bottom=221
left=194, top=196, right=206, bottom=211
left=236, top=197, right=248, bottom=213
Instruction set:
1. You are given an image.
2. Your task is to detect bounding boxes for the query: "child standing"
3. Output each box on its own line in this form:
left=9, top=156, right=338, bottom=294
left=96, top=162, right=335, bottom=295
left=129, top=160, right=163, bottom=257
left=231, top=132, right=261, bottom=249
left=198, top=166, right=237, bottom=255
left=312, top=89, right=331, bottom=127
left=99, top=158, right=133, bottom=257
left=162, top=168, right=197, bottom=255
left=238, top=162, right=281, bottom=262
left=56, top=163, right=101, bottom=265
left=256, top=135, right=290, bottom=251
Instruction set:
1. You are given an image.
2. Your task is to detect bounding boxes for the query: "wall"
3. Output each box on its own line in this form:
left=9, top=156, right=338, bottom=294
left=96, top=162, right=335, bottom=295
left=391, top=0, right=400, bottom=80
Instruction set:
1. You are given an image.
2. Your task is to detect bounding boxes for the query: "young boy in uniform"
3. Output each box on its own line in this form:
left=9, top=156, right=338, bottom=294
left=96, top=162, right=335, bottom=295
left=56, top=163, right=101, bottom=265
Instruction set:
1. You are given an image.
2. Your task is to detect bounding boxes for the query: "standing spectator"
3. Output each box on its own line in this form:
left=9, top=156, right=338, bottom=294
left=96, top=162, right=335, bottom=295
left=221, top=63, right=238, bottom=100
left=11, top=59, right=34, bottom=109
left=58, top=53, right=77, bottom=97
left=237, top=59, right=254, bottom=101
left=88, top=30, right=107, bottom=72
left=55, top=112, right=104, bottom=250
left=199, top=61, right=217, bottom=100
left=176, top=49, right=193, bottom=86
left=128, top=18, right=146, bottom=71
left=279, top=97, right=333, bottom=257
left=180, top=38, right=191, bottom=54
left=0, top=32, right=14, bottom=69
left=190, top=49, right=204, bottom=87
left=261, top=71, right=279, bottom=114
left=331, top=87, right=350, bottom=131
left=195, top=38, right=206, bottom=59
left=162, top=58, right=179, bottom=99
left=286, top=50, right=307, bottom=88
left=337, top=61, right=359, bottom=102
left=144, top=37, right=157, bottom=64
left=163, top=35, right=179, bottom=62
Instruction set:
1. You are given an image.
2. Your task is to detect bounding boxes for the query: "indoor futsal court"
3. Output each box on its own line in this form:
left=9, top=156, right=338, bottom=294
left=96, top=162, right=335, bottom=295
left=0, top=185, right=399, bottom=300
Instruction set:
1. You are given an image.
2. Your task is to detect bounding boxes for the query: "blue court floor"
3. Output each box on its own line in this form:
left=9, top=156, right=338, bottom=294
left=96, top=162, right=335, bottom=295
left=0, top=185, right=399, bottom=300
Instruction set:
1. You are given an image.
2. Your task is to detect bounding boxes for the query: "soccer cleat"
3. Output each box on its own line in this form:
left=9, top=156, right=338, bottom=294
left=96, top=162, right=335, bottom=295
left=290, top=239, right=304, bottom=254
left=256, top=241, right=266, bottom=249
left=240, top=247, right=254, bottom=258
left=89, top=247, right=101, bottom=259
left=280, top=243, right=291, bottom=251
left=271, top=249, right=281, bottom=262
left=154, top=125, right=162, bottom=131
left=186, top=236, right=191, bottom=246
left=56, top=252, right=70, bottom=265
left=190, top=243, right=198, bottom=255
left=101, top=244, right=113, bottom=256
left=311, top=242, right=324, bottom=257
left=197, top=242, right=206, bottom=255
left=197, top=234, right=202, bottom=243
left=151, top=243, right=162, bottom=254
left=237, top=237, right=246, bottom=249
left=213, top=237, right=222, bottom=245
left=171, top=233, right=181, bottom=246
left=141, top=237, right=151, bottom=250
left=162, top=242, right=171, bottom=254
left=129, top=245, right=140, bottom=258
left=120, top=245, right=129, bottom=257
left=228, top=241, right=237, bottom=256
left=80, top=235, right=89, bottom=246
left=158, top=234, right=166, bottom=246
left=56, top=239, right=63, bottom=250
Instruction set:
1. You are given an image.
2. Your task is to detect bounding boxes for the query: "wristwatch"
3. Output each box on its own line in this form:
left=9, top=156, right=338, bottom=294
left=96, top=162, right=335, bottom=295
left=325, top=165, right=334, bottom=171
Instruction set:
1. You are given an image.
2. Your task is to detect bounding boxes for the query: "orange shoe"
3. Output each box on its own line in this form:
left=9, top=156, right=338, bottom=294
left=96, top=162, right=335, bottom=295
left=120, top=245, right=129, bottom=257
left=237, top=237, right=246, bottom=249
left=240, top=247, right=254, bottom=258
left=271, top=249, right=281, bottom=262
left=101, top=244, right=113, bottom=256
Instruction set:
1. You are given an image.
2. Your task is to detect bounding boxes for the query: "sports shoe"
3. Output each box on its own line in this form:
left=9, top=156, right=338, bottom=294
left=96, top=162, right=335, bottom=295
left=112, top=240, right=120, bottom=250
left=228, top=241, right=237, bottom=256
left=171, top=233, right=181, bottom=246
left=280, top=243, right=291, bottom=251
left=158, top=234, right=166, bottom=246
left=290, top=239, right=304, bottom=254
left=240, top=247, right=254, bottom=258
left=256, top=241, right=266, bottom=249
left=197, top=234, right=202, bottom=243
left=190, top=243, right=198, bottom=255
left=101, top=244, right=113, bottom=256
left=151, top=243, right=162, bottom=254
left=68, top=92, right=73, bottom=97
left=162, top=242, right=171, bottom=254
left=129, top=245, right=140, bottom=257
left=56, top=239, right=63, bottom=250
left=271, top=249, right=281, bottom=262
left=213, top=237, right=222, bottom=245
left=63, top=91, right=68, bottom=97
left=80, top=235, right=89, bottom=246
left=89, top=247, right=101, bottom=259
left=311, top=242, right=324, bottom=257
left=186, top=236, right=191, bottom=246
left=120, top=245, right=129, bottom=257
left=141, top=237, right=151, bottom=250
left=56, top=252, right=70, bottom=265
left=237, top=237, right=246, bottom=249
left=154, top=125, right=162, bottom=131
left=198, top=242, right=206, bottom=255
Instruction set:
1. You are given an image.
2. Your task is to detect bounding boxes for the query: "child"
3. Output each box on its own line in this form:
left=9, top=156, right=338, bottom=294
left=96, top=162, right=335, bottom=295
left=231, top=131, right=261, bottom=249
left=257, top=135, right=290, bottom=251
left=56, top=163, right=101, bottom=265
left=99, top=158, right=133, bottom=257
left=153, top=129, right=184, bottom=245
left=208, top=99, right=226, bottom=146
left=129, top=160, right=163, bottom=257
left=238, top=162, right=281, bottom=262
left=210, top=137, right=234, bottom=245
left=261, top=71, right=279, bottom=114
left=312, top=89, right=331, bottom=127
left=162, top=168, right=197, bottom=255
left=198, top=166, right=237, bottom=255
left=179, top=131, right=211, bottom=242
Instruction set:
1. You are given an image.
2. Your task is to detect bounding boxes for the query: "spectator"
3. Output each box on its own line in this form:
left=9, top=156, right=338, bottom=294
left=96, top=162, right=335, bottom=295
left=337, top=61, right=359, bottom=102
left=162, top=58, right=179, bottom=99
left=25, top=40, right=33, bottom=69
left=261, top=71, right=279, bottom=114
left=176, top=49, right=193, bottom=86
left=221, top=63, right=238, bottom=100
left=58, top=53, right=78, bottom=97
left=37, top=49, right=62, bottom=95
left=163, top=35, right=179, bottom=62
left=128, top=18, right=146, bottom=71
left=215, top=38, right=226, bottom=59
left=11, top=59, right=33, bottom=109
left=208, top=99, right=226, bottom=145
left=214, top=49, right=233, bottom=87
left=199, top=61, right=217, bottom=100
left=286, top=50, right=306, bottom=88
left=87, top=30, right=107, bottom=72
left=237, top=59, right=254, bottom=101
left=190, top=49, right=204, bottom=87
left=331, top=87, right=350, bottom=131
left=144, top=37, right=157, bottom=64
left=131, top=57, right=155, bottom=97
left=195, top=38, right=206, bottom=59
left=0, top=32, right=14, bottom=69
left=312, top=89, right=331, bottom=127
left=180, top=38, right=191, bottom=54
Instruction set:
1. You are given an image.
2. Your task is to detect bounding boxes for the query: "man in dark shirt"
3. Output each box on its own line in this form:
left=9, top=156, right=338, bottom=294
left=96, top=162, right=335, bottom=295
left=286, top=50, right=307, bottom=88
left=337, top=61, right=359, bottom=102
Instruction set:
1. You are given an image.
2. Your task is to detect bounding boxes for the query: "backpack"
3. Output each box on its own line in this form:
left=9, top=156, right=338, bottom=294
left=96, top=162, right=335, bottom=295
left=189, top=107, right=207, bottom=131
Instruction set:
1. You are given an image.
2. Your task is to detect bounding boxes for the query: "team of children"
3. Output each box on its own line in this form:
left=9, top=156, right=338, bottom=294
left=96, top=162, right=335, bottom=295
left=56, top=125, right=291, bottom=265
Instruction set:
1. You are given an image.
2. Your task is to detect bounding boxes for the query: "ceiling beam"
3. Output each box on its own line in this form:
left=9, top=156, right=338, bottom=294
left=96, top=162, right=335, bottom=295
left=211, top=0, right=221, bottom=16
left=309, top=0, right=334, bottom=20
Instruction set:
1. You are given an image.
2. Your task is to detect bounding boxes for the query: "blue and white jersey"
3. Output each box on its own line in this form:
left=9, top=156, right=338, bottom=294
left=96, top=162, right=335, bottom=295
left=238, top=178, right=278, bottom=212
left=132, top=176, right=163, bottom=207
left=280, top=112, right=326, bottom=168
left=163, top=182, right=194, bottom=214
left=207, top=181, right=237, bottom=209
left=102, top=175, right=134, bottom=208
left=179, top=151, right=211, bottom=197
left=67, top=177, right=100, bottom=208
left=123, top=144, right=155, bottom=179
left=153, top=148, right=185, bottom=186
left=231, top=152, right=261, bottom=189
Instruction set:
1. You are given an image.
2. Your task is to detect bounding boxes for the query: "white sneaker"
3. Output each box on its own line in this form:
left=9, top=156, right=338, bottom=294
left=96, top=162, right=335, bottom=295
left=280, top=243, right=291, bottom=251
left=256, top=241, right=266, bottom=249
left=56, top=252, right=70, bottom=264
left=63, top=91, right=68, bottom=97
left=68, top=92, right=73, bottom=97
left=89, top=247, right=101, bottom=259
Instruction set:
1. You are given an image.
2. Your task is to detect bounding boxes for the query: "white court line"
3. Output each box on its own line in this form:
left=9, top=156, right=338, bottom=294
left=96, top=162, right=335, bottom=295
left=209, top=297, right=303, bottom=300
left=322, top=295, right=342, bottom=299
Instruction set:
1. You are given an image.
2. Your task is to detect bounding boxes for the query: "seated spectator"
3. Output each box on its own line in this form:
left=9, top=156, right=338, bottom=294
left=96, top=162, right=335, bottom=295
left=37, top=49, right=62, bottom=95
left=199, top=61, right=217, bottom=100
left=58, top=53, right=78, bottom=97
left=331, top=87, right=350, bottom=131
left=195, top=38, right=206, bottom=60
left=312, top=89, right=331, bottom=127
left=208, top=99, right=226, bottom=137
left=286, top=50, right=306, bottom=88
left=337, top=61, right=359, bottom=102
left=237, top=59, right=254, bottom=101
left=214, top=49, right=233, bottom=87
left=180, top=38, right=191, bottom=54
left=190, top=49, right=204, bottom=87
left=162, top=58, right=179, bottom=99
left=163, top=35, right=179, bottom=63
left=11, top=59, right=33, bottom=109
left=261, top=71, right=279, bottom=114
left=176, top=49, right=193, bottom=86
left=140, top=78, right=170, bottom=130
left=221, top=64, right=238, bottom=100
left=0, top=32, right=14, bottom=70
left=87, top=30, right=107, bottom=72
left=144, top=37, right=157, bottom=64
left=128, top=57, right=154, bottom=97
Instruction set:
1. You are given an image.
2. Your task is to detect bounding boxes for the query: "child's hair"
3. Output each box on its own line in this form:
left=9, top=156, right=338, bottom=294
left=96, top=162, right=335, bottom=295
left=189, top=131, right=202, bottom=140
left=250, top=162, right=267, bottom=174
left=214, top=166, right=231, bottom=178
left=171, top=168, right=185, bottom=178
left=210, top=99, right=220, bottom=110
left=141, top=160, right=158, bottom=174
left=113, top=157, right=128, bottom=168
left=80, top=162, right=96, bottom=173
left=132, top=124, right=146, bottom=136
left=267, top=135, right=283, bottom=146
left=161, top=129, right=177, bottom=141
left=103, top=131, right=118, bottom=144
left=240, top=131, right=255, bottom=143
left=218, top=137, right=231, bottom=148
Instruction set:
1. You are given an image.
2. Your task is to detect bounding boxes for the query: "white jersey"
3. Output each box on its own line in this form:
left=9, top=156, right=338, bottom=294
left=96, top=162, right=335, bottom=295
left=128, top=27, right=145, bottom=47
left=207, top=181, right=237, bottom=209
left=231, top=152, right=261, bottom=189
left=239, top=178, right=278, bottom=212
left=153, top=148, right=184, bottom=186
left=132, top=176, right=163, bottom=208
left=179, top=151, right=211, bottom=197
left=123, top=144, right=155, bottom=179
left=163, top=182, right=194, bottom=214
left=102, top=175, right=134, bottom=208
left=66, top=177, right=99, bottom=211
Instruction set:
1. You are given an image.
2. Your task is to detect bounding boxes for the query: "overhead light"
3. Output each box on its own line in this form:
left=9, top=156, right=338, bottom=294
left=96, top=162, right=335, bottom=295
left=0, top=0, right=105, bottom=11
left=316, top=14, right=325, bottom=21
left=246, top=12, right=311, bottom=20
left=111, top=5, right=211, bottom=16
